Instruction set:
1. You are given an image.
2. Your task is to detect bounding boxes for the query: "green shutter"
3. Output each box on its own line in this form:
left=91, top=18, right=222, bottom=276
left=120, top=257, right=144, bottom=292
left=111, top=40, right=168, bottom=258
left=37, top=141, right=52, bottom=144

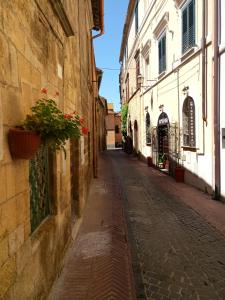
left=188, top=0, right=195, bottom=47
left=182, top=0, right=195, bottom=53
left=159, top=34, right=166, bottom=74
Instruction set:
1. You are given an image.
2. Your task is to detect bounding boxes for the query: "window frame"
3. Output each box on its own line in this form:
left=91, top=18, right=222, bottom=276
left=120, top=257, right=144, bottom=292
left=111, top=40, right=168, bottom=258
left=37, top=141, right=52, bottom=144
left=135, top=50, right=140, bottom=89
left=145, top=112, right=151, bottom=145
left=182, top=0, right=196, bottom=54
left=182, top=96, right=196, bottom=148
left=158, top=32, right=167, bottom=74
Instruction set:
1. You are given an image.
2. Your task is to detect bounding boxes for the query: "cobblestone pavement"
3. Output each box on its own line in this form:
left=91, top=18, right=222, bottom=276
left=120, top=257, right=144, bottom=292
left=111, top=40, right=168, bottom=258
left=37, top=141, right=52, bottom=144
left=109, top=150, right=225, bottom=300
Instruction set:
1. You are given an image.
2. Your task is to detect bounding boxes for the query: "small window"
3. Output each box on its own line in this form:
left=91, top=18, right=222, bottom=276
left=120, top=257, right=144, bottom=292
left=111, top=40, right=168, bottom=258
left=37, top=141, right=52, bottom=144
left=158, top=33, right=166, bottom=74
left=135, top=51, right=140, bottom=88
left=146, top=112, right=151, bottom=145
left=182, top=96, right=196, bottom=147
left=182, top=0, right=195, bottom=54
left=115, top=125, right=119, bottom=134
left=125, top=74, right=129, bottom=101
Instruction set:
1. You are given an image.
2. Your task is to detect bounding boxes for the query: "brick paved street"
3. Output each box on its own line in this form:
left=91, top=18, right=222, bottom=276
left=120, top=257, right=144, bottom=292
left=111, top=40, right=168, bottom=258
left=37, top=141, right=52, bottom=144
left=48, top=153, right=136, bottom=300
left=110, top=150, right=225, bottom=300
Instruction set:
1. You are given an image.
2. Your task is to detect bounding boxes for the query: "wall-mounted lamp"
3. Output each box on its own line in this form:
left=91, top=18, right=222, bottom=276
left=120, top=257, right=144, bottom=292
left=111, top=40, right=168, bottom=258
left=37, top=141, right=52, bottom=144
left=159, top=104, right=164, bottom=112
left=182, top=86, right=189, bottom=95
left=137, top=74, right=157, bottom=88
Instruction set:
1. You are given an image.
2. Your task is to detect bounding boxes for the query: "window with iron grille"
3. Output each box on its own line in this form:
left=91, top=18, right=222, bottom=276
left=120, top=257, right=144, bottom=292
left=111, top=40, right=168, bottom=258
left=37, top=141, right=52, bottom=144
left=146, top=112, right=151, bottom=145
left=182, top=0, right=195, bottom=54
left=182, top=96, right=196, bottom=147
left=158, top=33, right=166, bottom=74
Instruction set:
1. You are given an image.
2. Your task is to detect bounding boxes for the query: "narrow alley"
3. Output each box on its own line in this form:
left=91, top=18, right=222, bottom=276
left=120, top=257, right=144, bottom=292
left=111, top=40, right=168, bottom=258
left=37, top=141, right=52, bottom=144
left=49, top=150, right=225, bottom=300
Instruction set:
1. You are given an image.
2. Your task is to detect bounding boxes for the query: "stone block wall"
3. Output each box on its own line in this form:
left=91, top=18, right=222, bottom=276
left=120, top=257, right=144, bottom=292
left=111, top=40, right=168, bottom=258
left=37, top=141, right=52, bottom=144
left=0, top=0, right=101, bottom=299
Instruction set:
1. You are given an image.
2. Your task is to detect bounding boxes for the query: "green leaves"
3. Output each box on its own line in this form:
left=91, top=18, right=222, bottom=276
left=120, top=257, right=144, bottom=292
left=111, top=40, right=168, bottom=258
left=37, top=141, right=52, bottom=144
left=22, top=98, right=81, bottom=154
left=121, top=104, right=128, bottom=136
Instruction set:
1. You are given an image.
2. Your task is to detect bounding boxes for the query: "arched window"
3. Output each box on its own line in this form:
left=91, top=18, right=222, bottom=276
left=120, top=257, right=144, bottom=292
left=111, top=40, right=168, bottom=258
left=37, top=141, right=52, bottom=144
left=146, top=112, right=151, bottom=145
left=182, top=96, right=196, bottom=147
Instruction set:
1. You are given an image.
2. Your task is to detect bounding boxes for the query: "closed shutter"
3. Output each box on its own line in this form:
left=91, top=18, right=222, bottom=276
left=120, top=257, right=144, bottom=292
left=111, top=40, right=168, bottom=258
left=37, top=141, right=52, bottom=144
left=188, top=0, right=195, bottom=48
left=182, top=0, right=195, bottom=54
left=158, top=34, right=166, bottom=74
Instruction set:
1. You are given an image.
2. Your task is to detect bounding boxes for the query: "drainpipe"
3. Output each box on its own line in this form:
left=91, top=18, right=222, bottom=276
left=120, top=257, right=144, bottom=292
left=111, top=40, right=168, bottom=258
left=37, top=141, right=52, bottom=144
left=197, top=0, right=207, bottom=157
left=92, top=0, right=104, bottom=39
left=202, top=0, right=207, bottom=122
left=213, top=0, right=220, bottom=199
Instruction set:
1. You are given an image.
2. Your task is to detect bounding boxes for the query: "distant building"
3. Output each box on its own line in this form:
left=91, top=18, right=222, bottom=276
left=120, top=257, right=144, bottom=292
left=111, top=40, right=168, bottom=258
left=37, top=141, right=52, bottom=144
left=105, top=103, right=122, bottom=149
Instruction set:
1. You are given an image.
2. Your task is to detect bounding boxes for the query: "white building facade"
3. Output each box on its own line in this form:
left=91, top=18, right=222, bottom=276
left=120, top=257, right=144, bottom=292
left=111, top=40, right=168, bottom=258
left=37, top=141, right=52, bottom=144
left=120, top=0, right=224, bottom=198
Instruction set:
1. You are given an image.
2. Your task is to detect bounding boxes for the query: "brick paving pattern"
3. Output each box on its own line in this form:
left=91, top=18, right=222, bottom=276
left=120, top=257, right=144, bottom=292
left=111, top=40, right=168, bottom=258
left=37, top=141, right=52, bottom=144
left=48, top=154, right=136, bottom=300
left=110, top=150, right=225, bottom=300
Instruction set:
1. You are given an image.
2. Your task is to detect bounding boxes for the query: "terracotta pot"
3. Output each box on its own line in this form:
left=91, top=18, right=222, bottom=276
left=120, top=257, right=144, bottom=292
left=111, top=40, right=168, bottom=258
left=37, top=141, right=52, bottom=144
left=8, top=128, right=41, bottom=159
left=174, top=166, right=185, bottom=182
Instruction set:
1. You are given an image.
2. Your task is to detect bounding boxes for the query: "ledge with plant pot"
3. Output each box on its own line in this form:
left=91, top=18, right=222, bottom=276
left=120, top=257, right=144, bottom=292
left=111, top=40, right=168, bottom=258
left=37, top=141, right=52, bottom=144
left=8, top=88, right=88, bottom=160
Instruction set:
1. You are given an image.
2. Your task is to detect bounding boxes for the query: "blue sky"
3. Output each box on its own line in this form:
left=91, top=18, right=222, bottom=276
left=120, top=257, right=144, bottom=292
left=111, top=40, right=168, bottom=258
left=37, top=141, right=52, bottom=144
left=93, top=0, right=129, bottom=112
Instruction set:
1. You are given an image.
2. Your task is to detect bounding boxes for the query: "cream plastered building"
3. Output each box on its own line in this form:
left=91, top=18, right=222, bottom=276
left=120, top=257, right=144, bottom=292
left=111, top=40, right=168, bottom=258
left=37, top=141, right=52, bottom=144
left=218, top=0, right=225, bottom=199
left=120, top=0, right=220, bottom=196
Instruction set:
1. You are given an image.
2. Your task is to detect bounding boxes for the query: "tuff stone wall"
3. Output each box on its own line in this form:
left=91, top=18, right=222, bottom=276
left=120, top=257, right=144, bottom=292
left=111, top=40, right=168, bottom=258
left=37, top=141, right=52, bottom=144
left=0, top=0, right=101, bottom=299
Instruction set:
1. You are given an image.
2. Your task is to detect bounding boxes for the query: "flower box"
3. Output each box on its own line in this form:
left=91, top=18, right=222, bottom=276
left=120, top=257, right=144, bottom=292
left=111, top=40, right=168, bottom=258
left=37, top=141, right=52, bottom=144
left=8, top=128, right=41, bottom=159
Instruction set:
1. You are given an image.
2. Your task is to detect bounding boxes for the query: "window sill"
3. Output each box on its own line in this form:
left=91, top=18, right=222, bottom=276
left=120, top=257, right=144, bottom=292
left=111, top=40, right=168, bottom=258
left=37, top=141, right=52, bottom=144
left=158, top=71, right=166, bottom=80
left=181, top=47, right=195, bottom=61
left=182, top=146, right=198, bottom=152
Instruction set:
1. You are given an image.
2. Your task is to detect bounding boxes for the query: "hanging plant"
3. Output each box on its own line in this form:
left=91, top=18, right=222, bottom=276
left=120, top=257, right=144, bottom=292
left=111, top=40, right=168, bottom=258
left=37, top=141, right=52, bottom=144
left=8, top=88, right=88, bottom=159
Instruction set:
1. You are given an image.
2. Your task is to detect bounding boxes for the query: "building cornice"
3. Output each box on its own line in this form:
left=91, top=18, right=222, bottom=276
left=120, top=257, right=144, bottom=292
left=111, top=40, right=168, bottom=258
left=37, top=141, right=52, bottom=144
left=153, top=12, right=169, bottom=39
left=119, top=0, right=136, bottom=62
left=49, top=0, right=74, bottom=36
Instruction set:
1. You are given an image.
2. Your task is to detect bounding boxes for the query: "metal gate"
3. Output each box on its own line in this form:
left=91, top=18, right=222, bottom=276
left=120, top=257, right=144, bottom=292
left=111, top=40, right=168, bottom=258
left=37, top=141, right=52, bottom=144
left=29, top=145, right=50, bottom=232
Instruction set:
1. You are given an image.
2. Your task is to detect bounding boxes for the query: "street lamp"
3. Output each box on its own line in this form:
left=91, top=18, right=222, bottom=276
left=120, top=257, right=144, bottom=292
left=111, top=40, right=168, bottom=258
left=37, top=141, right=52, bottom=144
left=137, top=74, right=157, bottom=88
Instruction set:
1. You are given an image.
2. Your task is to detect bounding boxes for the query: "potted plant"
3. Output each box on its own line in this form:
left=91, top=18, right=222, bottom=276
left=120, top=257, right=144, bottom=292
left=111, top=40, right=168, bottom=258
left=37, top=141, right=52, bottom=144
left=158, top=153, right=167, bottom=169
left=8, top=88, right=88, bottom=159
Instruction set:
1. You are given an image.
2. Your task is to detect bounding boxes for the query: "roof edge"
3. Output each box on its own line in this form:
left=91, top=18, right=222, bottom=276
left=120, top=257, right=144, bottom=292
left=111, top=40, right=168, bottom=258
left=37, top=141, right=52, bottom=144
left=119, top=0, right=136, bottom=63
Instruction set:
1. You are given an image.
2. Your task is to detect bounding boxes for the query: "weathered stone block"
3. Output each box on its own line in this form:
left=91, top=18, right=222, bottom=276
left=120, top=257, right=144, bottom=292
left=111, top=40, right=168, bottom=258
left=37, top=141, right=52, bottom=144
left=9, top=43, right=19, bottom=88
left=16, top=191, right=29, bottom=225
left=17, top=53, right=32, bottom=85
left=15, top=160, right=29, bottom=196
left=0, top=197, right=17, bottom=239
left=9, top=224, right=25, bottom=256
left=31, top=67, right=41, bottom=89
left=0, top=256, right=16, bottom=298
left=5, top=163, right=16, bottom=200
left=1, top=87, right=23, bottom=126
left=0, top=31, right=10, bottom=85
left=2, top=4, right=25, bottom=53
left=0, top=236, right=9, bottom=268
left=0, top=164, right=7, bottom=204
left=16, top=239, right=31, bottom=274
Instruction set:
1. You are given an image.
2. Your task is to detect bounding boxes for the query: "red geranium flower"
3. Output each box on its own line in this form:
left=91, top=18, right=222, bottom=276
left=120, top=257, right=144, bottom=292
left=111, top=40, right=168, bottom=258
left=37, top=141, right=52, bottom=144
left=64, top=114, right=73, bottom=119
left=82, top=127, right=88, bottom=135
left=41, top=88, right=48, bottom=94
